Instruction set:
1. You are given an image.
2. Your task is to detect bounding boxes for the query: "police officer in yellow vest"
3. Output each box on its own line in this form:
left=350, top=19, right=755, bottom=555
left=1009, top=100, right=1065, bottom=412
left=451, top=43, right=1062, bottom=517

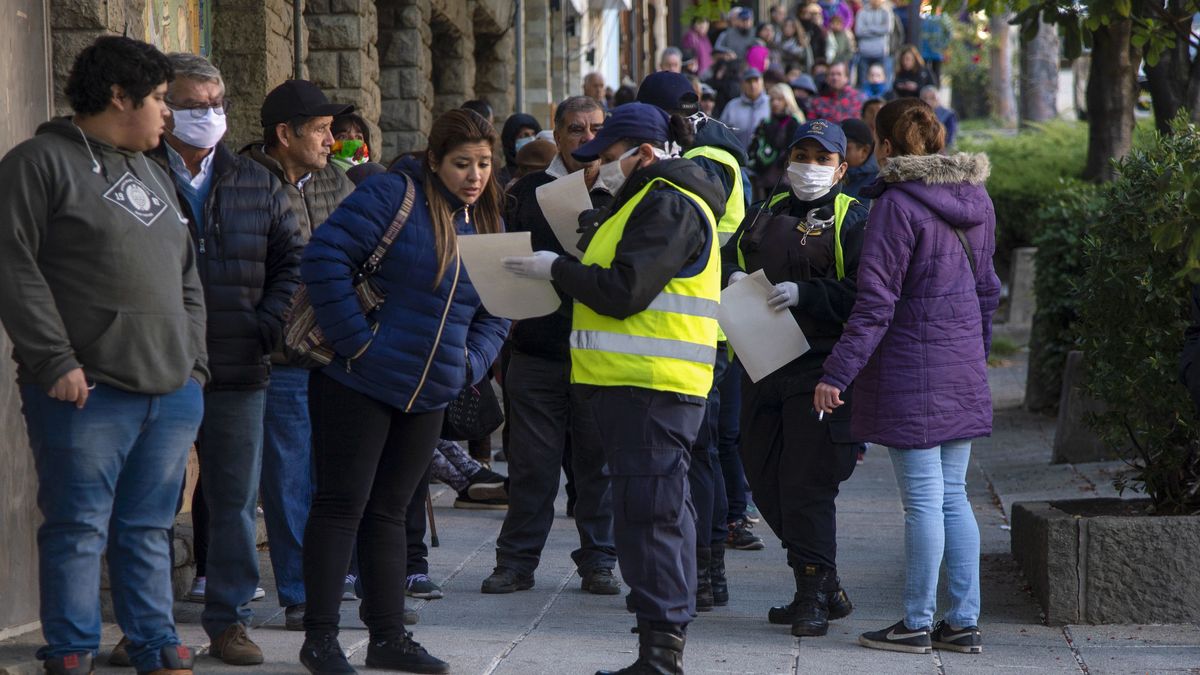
left=721, top=119, right=869, bottom=640
left=635, top=71, right=760, bottom=614
left=503, top=102, right=725, bottom=675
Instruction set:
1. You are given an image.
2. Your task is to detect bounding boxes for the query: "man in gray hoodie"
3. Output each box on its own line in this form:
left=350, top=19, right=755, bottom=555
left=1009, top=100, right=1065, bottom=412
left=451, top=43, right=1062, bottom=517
left=0, top=36, right=206, bottom=675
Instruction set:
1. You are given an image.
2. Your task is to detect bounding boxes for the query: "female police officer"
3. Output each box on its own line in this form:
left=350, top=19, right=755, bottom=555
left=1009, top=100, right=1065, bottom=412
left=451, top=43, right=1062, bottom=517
left=721, top=119, right=868, bottom=639
left=504, top=102, right=725, bottom=675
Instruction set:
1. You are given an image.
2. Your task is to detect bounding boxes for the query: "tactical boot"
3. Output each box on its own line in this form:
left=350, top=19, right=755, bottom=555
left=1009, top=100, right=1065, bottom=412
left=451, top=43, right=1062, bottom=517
left=695, top=547, right=713, bottom=612
left=790, top=564, right=832, bottom=637
left=709, top=542, right=729, bottom=606
left=595, top=621, right=685, bottom=675
left=825, top=572, right=853, bottom=620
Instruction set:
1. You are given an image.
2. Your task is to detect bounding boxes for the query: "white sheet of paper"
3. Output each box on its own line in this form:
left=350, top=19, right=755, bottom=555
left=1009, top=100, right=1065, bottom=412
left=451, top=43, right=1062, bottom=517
left=535, top=169, right=590, bottom=258
left=457, top=232, right=561, bottom=320
left=717, top=270, right=810, bottom=383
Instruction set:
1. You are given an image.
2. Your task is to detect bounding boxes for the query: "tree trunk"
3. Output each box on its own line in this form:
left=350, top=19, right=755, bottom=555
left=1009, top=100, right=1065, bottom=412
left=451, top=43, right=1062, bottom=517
left=1018, top=16, right=1060, bottom=127
left=1144, top=0, right=1198, bottom=133
left=989, top=13, right=1017, bottom=126
left=1083, top=19, right=1137, bottom=183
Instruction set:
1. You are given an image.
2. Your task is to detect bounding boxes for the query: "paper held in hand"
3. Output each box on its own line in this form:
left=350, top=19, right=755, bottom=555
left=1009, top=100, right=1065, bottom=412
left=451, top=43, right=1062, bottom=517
left=716, top=270, right=811, bottom=383
left=457, top=232, right=561, bottom=320
left=534, top=168, right=590, bottom=259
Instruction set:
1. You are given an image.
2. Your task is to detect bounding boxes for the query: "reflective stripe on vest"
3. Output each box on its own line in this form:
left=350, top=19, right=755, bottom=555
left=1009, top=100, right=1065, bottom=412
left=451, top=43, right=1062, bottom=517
left=570, top=176, right=721, bottom=398
left=736, top=192, right=858, bottom=280
left=683, top=145, right=745, bottom=246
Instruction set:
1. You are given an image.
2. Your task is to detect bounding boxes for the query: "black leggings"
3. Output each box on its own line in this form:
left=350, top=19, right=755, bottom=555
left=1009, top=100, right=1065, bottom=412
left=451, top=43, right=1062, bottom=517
left=303, top=371, right=443, bottom=638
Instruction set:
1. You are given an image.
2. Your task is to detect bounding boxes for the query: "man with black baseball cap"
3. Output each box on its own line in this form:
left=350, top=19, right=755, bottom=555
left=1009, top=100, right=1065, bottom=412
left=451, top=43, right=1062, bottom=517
left=241, top=79, right=355, bottom=631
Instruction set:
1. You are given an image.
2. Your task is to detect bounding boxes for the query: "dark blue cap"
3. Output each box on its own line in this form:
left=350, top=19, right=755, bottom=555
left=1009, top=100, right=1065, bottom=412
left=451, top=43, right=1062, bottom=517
left=788, top=118, right=846, bottom=155
left=572, top=103, right=670, bottom=162
left=789, top=74, right=818, bottom=95
left=637, top=71, right=699, bottom=115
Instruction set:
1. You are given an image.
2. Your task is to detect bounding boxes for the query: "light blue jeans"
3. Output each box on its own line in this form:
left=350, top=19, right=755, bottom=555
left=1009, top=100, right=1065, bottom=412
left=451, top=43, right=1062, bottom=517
left=888, top=440, right=981, bottom=629
left=21, top=380, right=202, bottom=672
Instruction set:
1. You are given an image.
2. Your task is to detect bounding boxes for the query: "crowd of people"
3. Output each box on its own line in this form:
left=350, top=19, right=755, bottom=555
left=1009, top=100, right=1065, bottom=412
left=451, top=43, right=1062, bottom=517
left=0, top=13, right=997, bottom=674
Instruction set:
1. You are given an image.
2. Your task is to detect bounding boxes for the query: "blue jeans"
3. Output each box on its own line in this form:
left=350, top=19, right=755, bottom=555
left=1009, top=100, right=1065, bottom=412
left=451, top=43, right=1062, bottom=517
left=21, top=380, right=202, bottom=672
left=197, top=388, right=267, bottom=639
left=888, top=440, right=981, bottom=629
left=260, top=365, right=313, bottom=608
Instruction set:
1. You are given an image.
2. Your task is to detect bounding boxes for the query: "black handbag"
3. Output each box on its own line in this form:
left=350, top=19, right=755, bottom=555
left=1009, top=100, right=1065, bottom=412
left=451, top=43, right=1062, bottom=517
left=441, top=375, right=504, bottom=441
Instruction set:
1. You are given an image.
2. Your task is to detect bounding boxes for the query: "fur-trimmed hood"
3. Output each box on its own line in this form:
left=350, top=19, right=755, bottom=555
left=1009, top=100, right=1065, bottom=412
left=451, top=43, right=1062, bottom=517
left=879, top=152, right=990, bottom=185
left=871, top=152, right=994, bottom=232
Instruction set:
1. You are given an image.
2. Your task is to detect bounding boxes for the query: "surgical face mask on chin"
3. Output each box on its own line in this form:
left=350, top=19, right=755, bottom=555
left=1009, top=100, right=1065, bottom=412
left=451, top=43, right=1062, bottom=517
left=787, top=162, right=838, bottom=202
left=594, top=146, right=640, bottom=195
left=170, top=107, right=227, bottom=150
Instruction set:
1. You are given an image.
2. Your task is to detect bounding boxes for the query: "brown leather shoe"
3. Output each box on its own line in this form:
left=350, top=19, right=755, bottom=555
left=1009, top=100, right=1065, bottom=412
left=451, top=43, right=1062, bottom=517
left=210, top=624, right=264, bottom=666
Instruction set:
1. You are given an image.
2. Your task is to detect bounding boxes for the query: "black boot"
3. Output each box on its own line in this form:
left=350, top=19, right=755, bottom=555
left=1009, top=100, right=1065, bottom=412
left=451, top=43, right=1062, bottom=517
left=596, top=621, right=685, bottom=675
left=695, top=547, right=713, bottom=612
left=709, top=542, right=729, bottom=606
left=768, top=569, right=852, bottom=624
left=790, top=564, right=832, bottom=637
left=825, top=572, right=854, bottom=620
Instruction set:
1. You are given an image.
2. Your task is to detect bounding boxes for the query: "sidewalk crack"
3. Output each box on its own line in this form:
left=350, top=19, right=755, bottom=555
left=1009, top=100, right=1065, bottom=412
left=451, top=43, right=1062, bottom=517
left=479, top=568, right=578, bottom=674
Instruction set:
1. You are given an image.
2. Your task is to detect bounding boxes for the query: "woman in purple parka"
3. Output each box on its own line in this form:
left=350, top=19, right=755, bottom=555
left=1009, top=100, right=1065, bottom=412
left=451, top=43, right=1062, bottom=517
left=813, top=98, right=1000, bottom=656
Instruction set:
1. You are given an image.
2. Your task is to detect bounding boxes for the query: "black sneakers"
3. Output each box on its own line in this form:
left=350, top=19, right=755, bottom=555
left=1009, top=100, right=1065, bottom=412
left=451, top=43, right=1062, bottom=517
left=44, top=652, right=93, bottom=675
left=481, top=566, right=535, bottom=593
left=581, top=567, right=622, bottom=595
left=858, top=620, right=933, bottom=654
left=726, top=518, right=765, bottom=550
left=465, top=468, right=508, bottom=501
left=299, top=633, right=356, bottom=674
left=932, top=620, right=983, bottom=653
left=364, top=632, right=449, bottom=674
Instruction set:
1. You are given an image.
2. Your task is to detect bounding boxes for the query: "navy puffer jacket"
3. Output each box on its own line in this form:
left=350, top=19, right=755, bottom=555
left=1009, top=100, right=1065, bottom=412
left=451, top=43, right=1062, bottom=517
left=149, top=143, right=303, bottom=390
left=301, top=157, right=510, bottom=412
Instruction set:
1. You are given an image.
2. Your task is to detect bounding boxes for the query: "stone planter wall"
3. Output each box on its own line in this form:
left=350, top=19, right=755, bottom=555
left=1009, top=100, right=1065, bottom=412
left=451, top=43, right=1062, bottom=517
left=1011, top=499, right=1200, bottom=624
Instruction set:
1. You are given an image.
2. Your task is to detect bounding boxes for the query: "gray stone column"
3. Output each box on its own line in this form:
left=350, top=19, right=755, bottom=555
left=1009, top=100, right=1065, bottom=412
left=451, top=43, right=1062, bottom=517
left=212, top=0, right=306, bottom=150
left=378, top=0, right=433, bottom=161
left=521, top=0, right=553, bottom=125
left=305, top=0, right=382, bottom=150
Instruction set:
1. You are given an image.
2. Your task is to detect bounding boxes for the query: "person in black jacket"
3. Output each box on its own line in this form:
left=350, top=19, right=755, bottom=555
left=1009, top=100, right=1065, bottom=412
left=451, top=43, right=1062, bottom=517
left=481, top=96, right=621, bottom=596
left=722, top=119, right=866, bottom=640
left=504, top=103, right=726, bottom=675
left=153, top=53, right=303, bottom=665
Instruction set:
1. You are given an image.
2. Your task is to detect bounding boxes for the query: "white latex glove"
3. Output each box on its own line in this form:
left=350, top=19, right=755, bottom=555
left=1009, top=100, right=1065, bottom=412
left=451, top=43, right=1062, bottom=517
left=502, top=251, right=560, bottom=280
left=727, top=271, right=748, bottom=286
left=766, top=281, right=800, bottom=311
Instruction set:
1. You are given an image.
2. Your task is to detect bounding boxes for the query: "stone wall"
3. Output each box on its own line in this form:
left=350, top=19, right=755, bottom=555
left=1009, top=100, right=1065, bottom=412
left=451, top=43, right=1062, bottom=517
left=378, top=0, right=433, bottom=162
left=211, top=0, right=305, bottom=151
left=430, top=7, right=475, bottom=117
left=522, top=0, right=553, bottom=125
left=306, top=0, right=382, bottom=151
left=50, top=0, right=147, bottom=115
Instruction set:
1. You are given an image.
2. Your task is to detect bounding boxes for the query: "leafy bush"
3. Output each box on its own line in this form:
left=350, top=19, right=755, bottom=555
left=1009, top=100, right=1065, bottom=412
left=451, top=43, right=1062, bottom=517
left=1075, top=116, right=1200, bottom=514
left=1023, top=183, right=1102, bottom=411
left=959, top=122, right=1090, bottom=273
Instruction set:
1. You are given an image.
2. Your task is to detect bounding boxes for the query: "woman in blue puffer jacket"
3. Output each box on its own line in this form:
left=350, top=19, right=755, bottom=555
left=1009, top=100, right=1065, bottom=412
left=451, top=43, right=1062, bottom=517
left=297, top=109, right=509, bottom=675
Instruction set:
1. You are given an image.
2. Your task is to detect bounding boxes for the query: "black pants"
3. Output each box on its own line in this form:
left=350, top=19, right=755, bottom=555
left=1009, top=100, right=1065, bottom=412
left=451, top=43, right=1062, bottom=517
left=303, top=371, right=443, bottom=638
left=739, top=371, right=857, bottom=569
left=496, top=351, right=615, bottom=575
left=580, top=384, right=704, bottom=626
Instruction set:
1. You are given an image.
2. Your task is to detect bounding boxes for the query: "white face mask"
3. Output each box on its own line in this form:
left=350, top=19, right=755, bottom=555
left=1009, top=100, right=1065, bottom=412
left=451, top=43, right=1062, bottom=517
left=170, top=106, right=227, bottom=150
left=787, top=162, right=838, bottom=202
left=514, top=136, right=536, bottom=154
left=595, top=147, right=640, bottom=195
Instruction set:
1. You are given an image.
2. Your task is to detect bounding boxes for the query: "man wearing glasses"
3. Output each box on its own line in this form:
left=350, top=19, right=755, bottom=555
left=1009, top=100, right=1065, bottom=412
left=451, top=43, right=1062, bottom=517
left=481, top=95, right=622, bottom=597
left=149, top=52, right=304, bottom=666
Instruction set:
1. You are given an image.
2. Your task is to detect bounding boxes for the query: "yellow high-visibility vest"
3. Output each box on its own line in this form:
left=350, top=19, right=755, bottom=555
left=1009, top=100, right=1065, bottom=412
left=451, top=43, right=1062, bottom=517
left=683, top=145, right=745, bottom=246
left=570, top=176, right=721, bottom=398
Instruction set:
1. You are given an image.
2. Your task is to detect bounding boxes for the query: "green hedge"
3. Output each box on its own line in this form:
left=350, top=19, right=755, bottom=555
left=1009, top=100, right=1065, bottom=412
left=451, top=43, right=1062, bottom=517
left=1074, top=117, right=1200, bottom=514
left=959, top=122, right=1089, bottom=271
left=1024, top=184, right=1102, bottom=411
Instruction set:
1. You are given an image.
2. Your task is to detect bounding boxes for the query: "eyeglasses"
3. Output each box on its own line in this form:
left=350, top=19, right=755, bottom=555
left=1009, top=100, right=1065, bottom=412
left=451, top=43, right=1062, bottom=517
left=166, top=99, right=232, bottom=118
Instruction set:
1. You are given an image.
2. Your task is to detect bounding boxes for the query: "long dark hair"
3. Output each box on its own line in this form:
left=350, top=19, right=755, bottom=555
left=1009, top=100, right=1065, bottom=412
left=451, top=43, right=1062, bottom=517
left=424, top=109, right=505, bottom=285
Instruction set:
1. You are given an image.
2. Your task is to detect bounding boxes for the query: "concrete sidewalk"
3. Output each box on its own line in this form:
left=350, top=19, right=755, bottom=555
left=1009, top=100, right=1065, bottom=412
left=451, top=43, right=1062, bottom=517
left=4, top=354, right=1199, bottom=674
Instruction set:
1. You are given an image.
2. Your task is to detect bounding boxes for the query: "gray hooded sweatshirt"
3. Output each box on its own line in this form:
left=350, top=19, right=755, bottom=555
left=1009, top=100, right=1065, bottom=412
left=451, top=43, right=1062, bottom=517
left=0, top=117, right=208, bottom=394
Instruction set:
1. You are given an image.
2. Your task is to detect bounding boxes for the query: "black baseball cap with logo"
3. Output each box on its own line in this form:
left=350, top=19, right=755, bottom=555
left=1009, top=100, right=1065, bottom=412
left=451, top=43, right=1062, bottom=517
left=260, top=80, right=354, bottom=128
